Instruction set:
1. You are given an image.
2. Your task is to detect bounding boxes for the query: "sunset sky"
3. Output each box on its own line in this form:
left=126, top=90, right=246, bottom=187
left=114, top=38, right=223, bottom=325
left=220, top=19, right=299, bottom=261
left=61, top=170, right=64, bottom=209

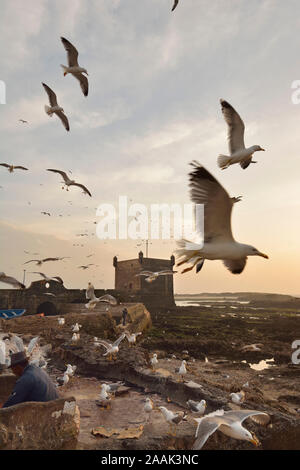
left=1, top=0, right=300, bottom=295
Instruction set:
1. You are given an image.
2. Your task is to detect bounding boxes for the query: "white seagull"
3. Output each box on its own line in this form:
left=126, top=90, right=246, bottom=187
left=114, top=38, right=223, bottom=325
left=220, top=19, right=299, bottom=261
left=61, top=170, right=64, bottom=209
left=230, top=391, right=246, bottom=404
left=176, top=360, right=187, bottom=382
left=135, top=270, right=177, bottom=283
left=175, top=162, right=268, bottom=275
left=60, top=37, right=88, bottom=97
left=95, top=333, right=126, bottom=361
left=58, top=317, right=65, bottom=325
left=218, top=99, right=265, bottom=170
left=159, top=406, right=187, bottom=436
left=47, top=169, right=92, bottom=197
left=42, top=83, right=70, bottom=132
left=124, top=331, right=142, bottom=347
left=150, top=353, right=158, bottom=369
left=187, top=399, right=207, bottom=415
left=192, top=409, right=270, bottom=450
left=0, top=273, right=25, bottom=289
left=85, top=282, right=117, bottom=310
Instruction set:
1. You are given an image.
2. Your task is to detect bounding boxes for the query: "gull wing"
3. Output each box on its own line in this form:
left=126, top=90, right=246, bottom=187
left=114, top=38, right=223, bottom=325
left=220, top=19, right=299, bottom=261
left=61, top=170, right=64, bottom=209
left=42, top=83, right=58, bottom=107
left=135, top=271, right=154, bottom=277
left=0, top=340, right=6, bottom=365
left=56, top=110, right=70, bottom=132
left=72, top=72, right=88, bottom=97
left=189, top=161, right=235, bottom=243
left=61, top=37, right=79, bottom=67
left=0, top=274, right=25, bottom=288
left=70, top=182, right=92, bottom=197
left=224, top=410, right=270, bottom=426
left=220, top=99, right=245, bottom=155
left=47, top=169, right=71, bottom=184
left=27, top=336, right=39, bottom=354
left=97, top=340, right=112, bottom=351
left=157, top=270, right=177, bottom=276
left=14, top=166, right=28, bottom=170
left=223, top=258, right=247, bottom=274
left=24, top=259, right=40, bottom=265
left=192, top=418, right=221, bottom=450
left=98, top=294, right=117, bottom=305
left=13, top=335, right=25, bottom=352
left=113, top=333, right=126, bottom=347
left=172, top=0, right=179, bottom=11
left=52, top=276, right=64, bottom=284
left=0, top=163, right=10, bottom=168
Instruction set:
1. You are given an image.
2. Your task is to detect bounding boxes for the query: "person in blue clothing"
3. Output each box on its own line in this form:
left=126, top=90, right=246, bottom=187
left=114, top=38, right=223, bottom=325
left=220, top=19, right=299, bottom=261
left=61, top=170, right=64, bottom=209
left=2, top=351, right=59, bottom=408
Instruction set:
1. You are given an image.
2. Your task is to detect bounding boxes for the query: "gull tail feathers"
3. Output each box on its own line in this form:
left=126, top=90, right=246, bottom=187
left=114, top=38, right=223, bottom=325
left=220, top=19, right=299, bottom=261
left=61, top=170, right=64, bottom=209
left=44, top=105, right=53, bottom=116
left=217, top=154, right=231, bottom=169
left=175, top=239, right=204, bottom=273
left=60, top=64, right=68, bottom=75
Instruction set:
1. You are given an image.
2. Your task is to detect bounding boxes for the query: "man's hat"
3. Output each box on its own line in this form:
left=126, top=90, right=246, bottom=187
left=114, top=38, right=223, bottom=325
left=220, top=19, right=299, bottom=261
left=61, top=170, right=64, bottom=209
left=8, top=351, right=29, bottom=368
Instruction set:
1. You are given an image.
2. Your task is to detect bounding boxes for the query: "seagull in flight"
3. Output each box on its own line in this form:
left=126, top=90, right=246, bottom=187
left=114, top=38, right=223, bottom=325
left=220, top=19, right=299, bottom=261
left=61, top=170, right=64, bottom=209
left=192, top=409, right=270, bottom=450
left=42, top=83, right=70, bottom=132
left=60, top=37, right=89, bottom=97
left=218, top=99, right=265, bottom=170
left=135, top=270, right=177, bottom=283
left=85, top=282, right=117, bottom=309
left=0, top=273, right=25, bottom=289
left=47, top=169, right=92, bottom=197
left=30, top=272, right=64, bottom=284
left=175, top=162, right=269, bottom=275
left=0, top=163, right=28, bottom=173
left=19, top=119, right=28, bottom=124
left=24, top=257, right=70, bottom=266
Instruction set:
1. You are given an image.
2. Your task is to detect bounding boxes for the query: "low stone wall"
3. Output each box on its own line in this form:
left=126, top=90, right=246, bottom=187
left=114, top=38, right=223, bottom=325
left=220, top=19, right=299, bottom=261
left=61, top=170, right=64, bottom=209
left=0, top=397, right=80, bottom=450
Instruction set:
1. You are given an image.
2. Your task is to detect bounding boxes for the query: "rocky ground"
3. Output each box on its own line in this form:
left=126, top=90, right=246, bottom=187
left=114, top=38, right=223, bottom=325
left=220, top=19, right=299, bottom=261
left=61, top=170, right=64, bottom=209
left=1, top=302, right=299, bottom=450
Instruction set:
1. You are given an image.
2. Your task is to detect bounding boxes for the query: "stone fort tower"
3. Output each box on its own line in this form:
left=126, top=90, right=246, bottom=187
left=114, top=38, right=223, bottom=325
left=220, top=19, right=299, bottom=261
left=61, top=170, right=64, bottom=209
left=113, top=251, right=175, bottom=308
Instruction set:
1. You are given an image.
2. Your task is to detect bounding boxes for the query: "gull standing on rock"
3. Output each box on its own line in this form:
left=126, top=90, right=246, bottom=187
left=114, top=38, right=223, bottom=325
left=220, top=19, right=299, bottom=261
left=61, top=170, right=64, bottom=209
left=230, top=391, right=246, bottom=404
left=176, top=360, right=187, bottom=382
left=124, top=331, right=142, bottom=347
left=187, top=399, right=207, bottom=415
left=218, top=99, right=265, bottom=170
left=175, top=162, right=269, bottom=275
left=150, top=353, right=158, bottom=370
left=159, top=406, right=187, bottom=437
left=60, top=37, right=89, bottom=97
left=42, top=83, right=70, bottom=132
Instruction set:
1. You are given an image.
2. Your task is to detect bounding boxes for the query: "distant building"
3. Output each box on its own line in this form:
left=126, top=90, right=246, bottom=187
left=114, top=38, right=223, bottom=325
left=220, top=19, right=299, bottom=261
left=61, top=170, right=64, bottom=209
left=113, top=251, right=175, bottom=308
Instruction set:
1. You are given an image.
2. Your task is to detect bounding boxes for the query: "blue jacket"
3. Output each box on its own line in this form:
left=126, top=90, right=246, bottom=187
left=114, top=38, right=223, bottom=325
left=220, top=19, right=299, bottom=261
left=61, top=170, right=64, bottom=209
left=3, top=364, right=59, bottom=408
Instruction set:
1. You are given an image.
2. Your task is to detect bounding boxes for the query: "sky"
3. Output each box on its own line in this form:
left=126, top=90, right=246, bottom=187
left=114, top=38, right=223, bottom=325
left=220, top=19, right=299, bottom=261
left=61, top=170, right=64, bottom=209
left=1, top=0, right=300, bottom=295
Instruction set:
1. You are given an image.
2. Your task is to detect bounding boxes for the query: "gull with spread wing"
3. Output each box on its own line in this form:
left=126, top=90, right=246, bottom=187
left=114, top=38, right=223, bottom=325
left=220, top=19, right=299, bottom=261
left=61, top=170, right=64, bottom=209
left=218, top=99, right=265, bottom=170
left=47, top=168, right=91, bottom=197
left=0, top=163, right=28, bottom=173
left=192, top=409, right=270, bottom=450
left=42, top=83, right=70, bottom=132
left=60, top=37, right=88, bottom=97
left=175, top=162, right=268, bottom=275
left=94, top=333, right=126, bottom=361
left=85, top=282, right=117, bottom=310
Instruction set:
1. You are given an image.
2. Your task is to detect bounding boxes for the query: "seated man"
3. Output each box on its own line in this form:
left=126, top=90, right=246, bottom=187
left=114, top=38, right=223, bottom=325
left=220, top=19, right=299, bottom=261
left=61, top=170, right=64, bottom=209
left=2, top=351, right=59, bottom=408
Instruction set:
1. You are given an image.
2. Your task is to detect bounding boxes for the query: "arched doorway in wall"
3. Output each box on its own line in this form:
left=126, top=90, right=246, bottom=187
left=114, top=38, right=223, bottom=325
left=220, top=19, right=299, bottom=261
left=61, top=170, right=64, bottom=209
left=36, top=302, right=57, bottom=316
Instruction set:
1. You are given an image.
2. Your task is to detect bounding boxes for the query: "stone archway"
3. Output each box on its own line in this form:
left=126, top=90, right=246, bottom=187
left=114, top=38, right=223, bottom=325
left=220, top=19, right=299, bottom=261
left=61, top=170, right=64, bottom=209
left=36, top=302, right=58, bottom=316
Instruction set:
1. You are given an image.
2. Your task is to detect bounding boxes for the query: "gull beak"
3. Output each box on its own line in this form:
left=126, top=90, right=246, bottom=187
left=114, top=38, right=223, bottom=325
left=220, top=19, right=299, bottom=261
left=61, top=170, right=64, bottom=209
left=250, top=435, right=260, bottom=446
left=260, top=148, right=265, bottom=151
left=258, top=252, right=269, bottom=259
